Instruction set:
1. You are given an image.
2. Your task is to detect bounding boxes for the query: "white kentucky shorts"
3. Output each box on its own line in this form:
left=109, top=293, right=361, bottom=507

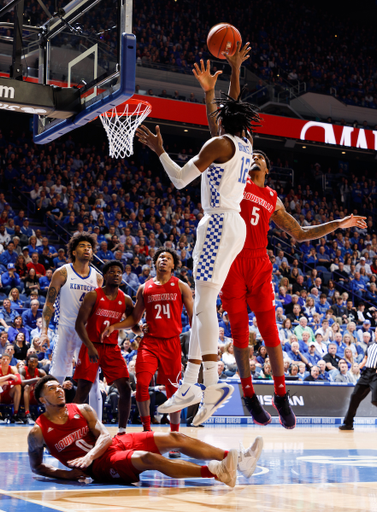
left=193, top=211, right=246, bottom=287
left=50, top=324, right=82, bottom=379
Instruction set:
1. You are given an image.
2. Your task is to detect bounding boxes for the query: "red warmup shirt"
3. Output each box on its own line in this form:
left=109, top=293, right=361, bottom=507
left=86, top=287, right=126, bottom=345
left=0, top=366, right=14, bottom=391
left=143, top=276, right=183, bottom=338
left=36, top=403, right=99, bottom=467
left=239, top=178, right=278, bottom=253
left=24, top=367, right=39, bottom=389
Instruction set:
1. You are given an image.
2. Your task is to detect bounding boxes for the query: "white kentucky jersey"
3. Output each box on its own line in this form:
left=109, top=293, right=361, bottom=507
left=54, top=264, right=99, bottom=327
left=201, top=134, right=253, bottom=213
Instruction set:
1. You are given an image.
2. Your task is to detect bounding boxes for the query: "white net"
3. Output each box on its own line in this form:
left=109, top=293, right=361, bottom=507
left=100, top=100, right=152, bottom=159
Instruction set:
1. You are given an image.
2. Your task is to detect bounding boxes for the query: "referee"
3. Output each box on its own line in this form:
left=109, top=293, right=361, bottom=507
left=339, top=338, right=377, bottom=430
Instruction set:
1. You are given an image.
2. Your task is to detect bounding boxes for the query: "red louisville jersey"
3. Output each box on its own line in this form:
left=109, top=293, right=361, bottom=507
left=86, top=287, right=126, bottom=345
left=0, top=366, right=13, bottom=391
left=143, top=276, right=183, bottom=338
left=24, top=367, right=39, bottom=389
left=36, top=403, right=98, bottom=467
left=240, top=178, right=278, bottom=251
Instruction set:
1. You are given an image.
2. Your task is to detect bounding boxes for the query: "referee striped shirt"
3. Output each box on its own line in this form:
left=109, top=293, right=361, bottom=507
left=365, top=341, right=377, bottom=368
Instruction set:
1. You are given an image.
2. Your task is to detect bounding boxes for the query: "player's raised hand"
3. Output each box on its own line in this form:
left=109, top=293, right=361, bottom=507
left=101, top=324, right=115, bottom=342
left=192, top=59, right=222, bottom=92
left=338, top=214, right=367, bottom=230
left=136, top=125, right=164, bottom=156
left=223, top=41, right=251, bottom=69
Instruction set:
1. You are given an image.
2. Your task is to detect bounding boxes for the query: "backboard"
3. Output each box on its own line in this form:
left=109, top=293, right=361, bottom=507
left=34, top=0, right=136, bottom=143
left=0, top=0, right=135, bottom=143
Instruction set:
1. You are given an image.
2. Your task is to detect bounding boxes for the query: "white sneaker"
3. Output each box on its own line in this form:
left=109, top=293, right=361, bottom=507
left=208, top=449, right=238, bottom=488
left=192, top=383, right=234, bottom=426
left=157, top=383, right=203, bottom=414
left=237, top=436, right=263, bottom=478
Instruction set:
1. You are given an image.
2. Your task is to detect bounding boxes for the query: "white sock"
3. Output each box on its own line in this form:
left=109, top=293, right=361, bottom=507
left=203, top=361, right=218, bottom=387
left=89, top=375, right=103, bottom=422
left=182, top=361, right=201, bottom=385
left=118, top=427, right=126, bottom=434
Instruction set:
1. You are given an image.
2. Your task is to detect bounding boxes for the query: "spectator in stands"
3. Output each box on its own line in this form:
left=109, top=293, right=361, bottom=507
left=343, top=347, right=355, bottom=370
left=314, top=332, right=328, bottom=357
left=1, top=263, right=22, bottom=295
left=222, top=341, right=237, bottom=373
left=294, top=316, right=315, bottom=342
left=26, top=252, right=45, bottom=278
left=219, top=311, right=232, bottom=338
left=217, top=361, right=227, bottom=380
left=323, top=343, right=341, bottom=371
left=315, top=294, right=331, bottom=318
left=53, top=248, right=67, bottom=269
left=334, top=360, right=353, bottom=383
left=7, top=315, right=29, bottom=343
left=39, top=268, right=52, bottom=297
left=288, top=303, right=303, bottom=324
left=24, top=268, right=40, bottom=296
left=249, top=316, right=263, bottom=344
left=275, top=307, right=286, bottom=326
left=334, top=332, right=346, bottom=357
left=304, top=366, right=321, bottom=382
left=287, top=363, right=299, bottom=379
left=286, top=341, right=309, bottom=365
left=307, top=342, right=321, bottom=367
left=13, top=332, right=30, bottom=361
left=0, top=225, right=11, bottom=247
left=21, top=299, right=41, bottom=332
left=0, top=332, right=8, bottom=356
left=317, top=360, right=330, bottom=381
left=256, top=345, right=268, bottom=366
left=350, top=272, right=367, bottom=300
left=8, top=288, right=23, bottom=309
left=97, top=241, right=113, bottom=264
left=27, top=236, right=39, bottom=255
left=0, top=298, right=17, bottom=332
left=0, top=241, right=18, bottom=268
left=357, top=319, right=375, bottom=342
left=348, top=362, right=361, bottom=384
left=218, top=327, right=231, bottom=350
left=122, top=264, right=139, bottom=293
left=39, top=247, right=54, bottom=271
left=314, top=318, right=332, bottom=342
left=297, top=362, right=309, bottom=380
left=304, top=297, right=316, bottom=319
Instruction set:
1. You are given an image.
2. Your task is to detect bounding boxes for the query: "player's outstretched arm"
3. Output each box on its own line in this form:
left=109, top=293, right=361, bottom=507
left=28, top=425, right=88, bottom=480
left=271, top=198, right=367, bottom=242
left=101, top=285, right=146, bottom=340
left=193, top=59, right=222, bottom=137
left=75, top=291, right=99, bottom=363
left=39, top=266, right=67, bottom=348
left=225, top=41, right=251, bottom=101
left=67, top=404, right=112, bottom=469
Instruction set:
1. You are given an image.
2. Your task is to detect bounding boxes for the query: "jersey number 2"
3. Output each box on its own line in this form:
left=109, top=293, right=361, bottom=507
left=250, top=206, right=260, bottom=225
left=155, top=304, right=171, bottom=319
left=238, top=157, right=251, bottom=184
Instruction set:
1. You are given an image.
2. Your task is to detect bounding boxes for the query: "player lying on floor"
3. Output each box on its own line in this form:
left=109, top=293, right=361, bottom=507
left=27, top=375, right=263, bottom=487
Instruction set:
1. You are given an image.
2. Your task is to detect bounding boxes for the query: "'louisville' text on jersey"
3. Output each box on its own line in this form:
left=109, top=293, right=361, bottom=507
left=55, top=426, right=89, bottom=452
left=147, top=293, right=178, bottom=303
left=69, top=284, right=97, bottom=291
left=243, top=192, right=274, bottom=213
left=95, top=309, right=123, bottom=319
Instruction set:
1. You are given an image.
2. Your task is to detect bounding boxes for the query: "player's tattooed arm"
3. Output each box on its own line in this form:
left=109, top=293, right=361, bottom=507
left=271, top=198, right=367, bottom=242
left=101, top=285, right=146, bottom=340
left=96, top=272, right=103, bottom=287
left=68, top=405, right=112, bottom=469
left=40, top=267, right=68, bottom=343
left=28, top=425, right=87, bottom=480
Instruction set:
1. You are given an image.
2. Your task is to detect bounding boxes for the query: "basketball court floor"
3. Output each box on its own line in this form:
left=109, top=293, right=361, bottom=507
left=1, top=423, right=376, bottom=512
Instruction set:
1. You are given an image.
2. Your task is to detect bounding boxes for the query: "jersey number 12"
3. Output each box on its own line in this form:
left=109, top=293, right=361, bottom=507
left=238, top=157, right=251, bottom=184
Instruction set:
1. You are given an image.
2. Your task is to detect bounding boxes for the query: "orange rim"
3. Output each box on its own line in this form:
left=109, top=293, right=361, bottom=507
left=101, top=98, right=152, bottom=118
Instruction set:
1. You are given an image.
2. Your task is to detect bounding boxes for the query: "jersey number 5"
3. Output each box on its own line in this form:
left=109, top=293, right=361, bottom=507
left=250, top=206, right=260, bottom=225
left=238, top=157, right=251, bottom=184
left=155, top=304, right=171, bottom=319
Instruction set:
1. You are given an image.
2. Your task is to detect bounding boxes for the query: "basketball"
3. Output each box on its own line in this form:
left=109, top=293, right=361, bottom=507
left=207, top=23, right=242, bottom=60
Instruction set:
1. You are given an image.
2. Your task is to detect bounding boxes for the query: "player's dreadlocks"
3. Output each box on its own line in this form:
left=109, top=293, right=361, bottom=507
left=210, top=91, right=261, bottom=136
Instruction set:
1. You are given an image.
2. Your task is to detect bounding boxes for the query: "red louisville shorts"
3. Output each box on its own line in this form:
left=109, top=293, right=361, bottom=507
left=221, top=251, right=275, bottom=313
left=136, top=335, right=182, bottom=397
left=74, top=343, right=129, bottom=385
left=0, top=387, right=14, bottom=404
left=92, top=431, right=160, bottom=483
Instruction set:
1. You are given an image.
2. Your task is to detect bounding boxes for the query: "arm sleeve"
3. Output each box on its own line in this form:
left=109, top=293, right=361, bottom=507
left=159, top=153, right=202, bottom=190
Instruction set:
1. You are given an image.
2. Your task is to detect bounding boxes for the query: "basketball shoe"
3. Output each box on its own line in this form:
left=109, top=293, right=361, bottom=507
left=192, top=383, right=234, bottom=426
left=237, top=436, right=263, bottom=478
left=208, top=449, right=238, bottom=488
left=272, top=392, right=296, bottom=429
left=243, top=394, right=271, bottom=425
left=157, top=383, right=203, bottom=414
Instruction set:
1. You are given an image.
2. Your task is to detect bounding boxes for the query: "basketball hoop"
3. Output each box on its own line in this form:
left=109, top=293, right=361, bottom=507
left=100, top=98, right=152, bottom=159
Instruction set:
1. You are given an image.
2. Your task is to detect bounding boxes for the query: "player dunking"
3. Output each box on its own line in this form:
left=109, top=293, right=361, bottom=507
left=73, top=260, right=139, bottom=434
left=191, top=47, right=368, bottom=427
left=102, top=248, right=193, bottom=437
left=39, top=233, right=104, bottom=419
left=136, top=47, right=261, bottom=425
left=28, top=375, right=263, bottom=486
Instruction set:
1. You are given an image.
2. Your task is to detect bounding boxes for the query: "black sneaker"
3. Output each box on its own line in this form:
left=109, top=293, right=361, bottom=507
left=12, top=414, right=25, bottom=424
left=272, top=392, right=296, bottom=429
left=24, top=414, right=34, bottom=425
left=169, top=450, right=181, bottom=458
left=243, top=394, right=272, bottom=425
left=339, top=424, right=354, bottom=430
